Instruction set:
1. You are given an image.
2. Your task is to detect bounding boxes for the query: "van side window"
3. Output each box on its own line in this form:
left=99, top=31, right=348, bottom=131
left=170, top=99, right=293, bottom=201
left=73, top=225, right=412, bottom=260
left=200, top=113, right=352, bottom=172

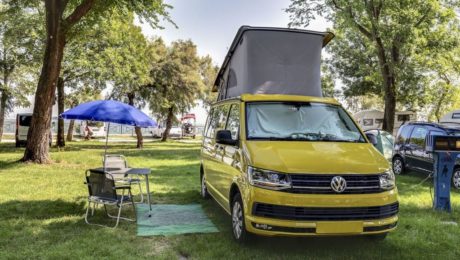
left=204, top=108, right=214, bottom=137
left=206, top=104, right=230, bottom=138
left=409, top=126, right=428, bottom=147
left=225, top=104, right=240, bottom=140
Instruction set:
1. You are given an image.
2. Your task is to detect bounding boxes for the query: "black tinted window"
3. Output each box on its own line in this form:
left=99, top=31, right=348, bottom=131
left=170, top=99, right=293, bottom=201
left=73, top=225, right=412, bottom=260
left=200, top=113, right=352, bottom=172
left=19, top=115, right=32, bottom=126
left=409, top=126, right=428, bottom=147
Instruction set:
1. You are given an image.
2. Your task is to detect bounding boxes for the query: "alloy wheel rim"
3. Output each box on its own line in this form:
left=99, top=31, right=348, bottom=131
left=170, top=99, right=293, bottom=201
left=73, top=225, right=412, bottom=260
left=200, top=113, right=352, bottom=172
left=393, top=159, right=402, bottom=174
left=453, top=170, right=460, bottom=189
left=232, top=201, right=243, bottom=239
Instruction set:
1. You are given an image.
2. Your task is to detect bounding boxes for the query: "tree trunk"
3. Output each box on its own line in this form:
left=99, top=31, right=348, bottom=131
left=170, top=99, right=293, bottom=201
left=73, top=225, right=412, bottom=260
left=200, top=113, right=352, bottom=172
left=374, top=37, right=396, bottom=133
left=22, top=1, right=66, bottom=163
left=127, top=93, right=143, bottom=148
left=161, top=107, right=174, bottom=142
left=0, top=92, right=7, bottom=142
left=56, top=77, right=65, bottom=147
left=66, top=119, right=75, bottom=141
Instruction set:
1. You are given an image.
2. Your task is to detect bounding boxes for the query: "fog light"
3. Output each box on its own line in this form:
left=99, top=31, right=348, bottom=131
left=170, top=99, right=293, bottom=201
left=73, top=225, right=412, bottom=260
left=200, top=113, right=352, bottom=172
left=253, top=223, right=273, bottom=230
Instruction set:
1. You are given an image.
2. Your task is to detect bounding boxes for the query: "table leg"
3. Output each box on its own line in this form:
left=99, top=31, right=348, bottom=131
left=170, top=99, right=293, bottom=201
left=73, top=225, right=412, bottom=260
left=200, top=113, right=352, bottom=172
left=145, top=175, right=152, bottom=217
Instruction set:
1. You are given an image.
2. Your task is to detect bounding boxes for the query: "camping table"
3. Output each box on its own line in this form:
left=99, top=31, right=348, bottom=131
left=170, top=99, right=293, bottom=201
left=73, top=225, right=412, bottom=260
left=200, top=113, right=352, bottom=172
left=92, top=167, right=153, bottom=216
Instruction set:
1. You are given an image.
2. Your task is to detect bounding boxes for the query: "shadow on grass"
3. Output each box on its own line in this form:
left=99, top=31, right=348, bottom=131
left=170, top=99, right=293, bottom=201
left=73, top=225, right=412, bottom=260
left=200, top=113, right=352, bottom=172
left=0, top=199, right=87, bottom=220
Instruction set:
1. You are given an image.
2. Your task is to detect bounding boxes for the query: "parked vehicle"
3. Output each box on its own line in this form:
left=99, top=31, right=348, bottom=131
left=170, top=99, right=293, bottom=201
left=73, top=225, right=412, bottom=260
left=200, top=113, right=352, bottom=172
left=181, top=113, right=196, bottom=139
left=79, top=121, right=106, bottom=138
left=151, top=125, right=165, bottom=138
left=392, top=122, right=460, bottom=189
left=201, top=26, right=398, bottom=242
left=201, top=95, right=398, bottom=241
left=15, top=113, right=52, bottom=147
left=440, top=109, right=460, bottom=128
left=364, top=129, right=394, bottom=161
left=354, top=109, right=417, bottom=135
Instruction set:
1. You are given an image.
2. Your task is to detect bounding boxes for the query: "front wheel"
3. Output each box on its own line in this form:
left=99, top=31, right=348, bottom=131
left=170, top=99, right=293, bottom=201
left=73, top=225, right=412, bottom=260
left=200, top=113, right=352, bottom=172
left=392, top=156, right=405, bottom=175
left=452, top=168, right=460, bottom=189
left=231, top=193, right=250, bottom=242
left=200, top=172, right=210, bottom=199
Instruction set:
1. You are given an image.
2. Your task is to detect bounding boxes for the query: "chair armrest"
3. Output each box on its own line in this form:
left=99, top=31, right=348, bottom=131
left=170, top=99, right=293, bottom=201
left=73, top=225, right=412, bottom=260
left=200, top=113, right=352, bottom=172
left=114, top=185, right=131, bottom=190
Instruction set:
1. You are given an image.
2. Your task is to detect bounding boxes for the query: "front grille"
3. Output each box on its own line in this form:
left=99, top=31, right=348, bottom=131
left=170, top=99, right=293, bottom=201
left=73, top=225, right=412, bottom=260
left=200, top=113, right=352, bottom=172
left=286, top=174, right=382, bottom=194
left=252, top=202, right=399, bottom=221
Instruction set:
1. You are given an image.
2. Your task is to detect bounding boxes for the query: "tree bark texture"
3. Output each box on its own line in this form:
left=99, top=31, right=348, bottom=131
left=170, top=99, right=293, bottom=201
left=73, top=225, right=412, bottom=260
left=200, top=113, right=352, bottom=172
left=127, top=93, right=143, bottom=148
left=66, top=119, right=75, bottom=141
left=0, top=91, right=7, bottom=142
left=161, top=107, right=174, bottom=142
left=22, top=0, right=66, bottom=163
left=57, top=77, right=65, bottom=147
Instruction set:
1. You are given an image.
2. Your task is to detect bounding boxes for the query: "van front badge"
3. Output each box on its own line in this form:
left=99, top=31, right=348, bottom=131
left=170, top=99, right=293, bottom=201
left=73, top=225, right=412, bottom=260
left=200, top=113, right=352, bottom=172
left=331, top=176, right=347, bottom=193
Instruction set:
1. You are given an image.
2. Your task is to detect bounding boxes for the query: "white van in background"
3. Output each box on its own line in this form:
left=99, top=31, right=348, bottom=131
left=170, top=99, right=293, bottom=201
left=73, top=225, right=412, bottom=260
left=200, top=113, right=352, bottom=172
left=354, top=109, right=417, bottom=135
left=440, top=110, right=460, bottom=128
left=15, top=113, right=52, bottom=147
left=79, top=121, right=106, bottom=138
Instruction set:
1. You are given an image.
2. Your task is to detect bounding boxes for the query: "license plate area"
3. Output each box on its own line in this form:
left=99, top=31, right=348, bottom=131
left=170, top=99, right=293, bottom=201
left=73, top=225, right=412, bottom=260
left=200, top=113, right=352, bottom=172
left=316, top=221, right=363, bottom=234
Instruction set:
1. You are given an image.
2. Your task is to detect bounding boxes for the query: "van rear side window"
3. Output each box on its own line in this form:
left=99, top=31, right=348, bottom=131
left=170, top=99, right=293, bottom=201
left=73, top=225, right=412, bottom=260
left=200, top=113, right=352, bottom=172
left=19, top=116, right=32, bottom=126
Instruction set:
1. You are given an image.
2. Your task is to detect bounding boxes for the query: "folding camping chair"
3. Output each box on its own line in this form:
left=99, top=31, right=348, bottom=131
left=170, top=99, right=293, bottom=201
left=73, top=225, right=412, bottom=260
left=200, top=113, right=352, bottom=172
left=103, top=154, right=144, bottom=203
left=84, top=169, right=136, bottom=228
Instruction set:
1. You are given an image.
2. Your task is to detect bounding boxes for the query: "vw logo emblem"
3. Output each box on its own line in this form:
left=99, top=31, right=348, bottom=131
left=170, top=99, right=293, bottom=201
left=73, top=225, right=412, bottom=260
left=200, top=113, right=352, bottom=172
left=331, top=176, right=347, bottom=193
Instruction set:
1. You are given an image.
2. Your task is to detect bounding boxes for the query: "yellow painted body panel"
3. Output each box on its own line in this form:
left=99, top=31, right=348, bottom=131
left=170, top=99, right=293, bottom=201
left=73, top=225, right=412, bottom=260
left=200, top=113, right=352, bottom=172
left=201, top=94, right=399, bottom=237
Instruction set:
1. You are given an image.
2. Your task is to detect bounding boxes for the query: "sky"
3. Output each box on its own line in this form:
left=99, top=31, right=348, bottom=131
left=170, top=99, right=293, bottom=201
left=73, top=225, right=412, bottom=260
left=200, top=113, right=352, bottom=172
left=140, top=0, right=330, bottom=65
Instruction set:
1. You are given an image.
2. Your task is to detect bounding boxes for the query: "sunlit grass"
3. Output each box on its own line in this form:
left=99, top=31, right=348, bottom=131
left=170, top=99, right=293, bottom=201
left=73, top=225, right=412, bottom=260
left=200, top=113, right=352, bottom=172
left=1, top=140, right=460, bottom=259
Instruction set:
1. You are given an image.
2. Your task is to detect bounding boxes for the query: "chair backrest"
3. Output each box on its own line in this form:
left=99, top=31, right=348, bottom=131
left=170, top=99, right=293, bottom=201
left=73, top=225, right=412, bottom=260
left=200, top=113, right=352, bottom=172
left=85, top=170, right=117, bottom=200
left=103, top=155, right=128, bottom=170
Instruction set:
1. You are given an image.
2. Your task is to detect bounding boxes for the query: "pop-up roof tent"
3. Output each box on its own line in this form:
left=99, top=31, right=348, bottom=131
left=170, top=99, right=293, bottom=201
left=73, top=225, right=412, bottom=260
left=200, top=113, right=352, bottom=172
left=213, top=26, right=334, bottom=100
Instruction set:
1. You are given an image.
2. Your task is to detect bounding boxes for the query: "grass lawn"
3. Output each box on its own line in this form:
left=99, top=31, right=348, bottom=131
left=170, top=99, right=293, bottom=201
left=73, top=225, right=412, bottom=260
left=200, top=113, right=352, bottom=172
left=1, top=140, right=460, bottom=259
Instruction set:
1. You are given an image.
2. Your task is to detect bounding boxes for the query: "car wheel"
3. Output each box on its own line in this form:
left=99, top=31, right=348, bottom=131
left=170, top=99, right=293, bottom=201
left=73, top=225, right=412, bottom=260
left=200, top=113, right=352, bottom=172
left=201, top=172, right=210, bottom=199
left=392, top=156, right=405, bottom=175
left=231, top=193, right=250, bottom=242
left=452, top=168, right=460, bottom=189
left=15, top=139, right=20, bottom=148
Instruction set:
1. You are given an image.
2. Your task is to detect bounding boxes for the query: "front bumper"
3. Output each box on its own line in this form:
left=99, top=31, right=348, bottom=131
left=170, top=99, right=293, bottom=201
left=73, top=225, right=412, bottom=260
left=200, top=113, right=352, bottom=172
left=244, top=187, right=399, bottom=236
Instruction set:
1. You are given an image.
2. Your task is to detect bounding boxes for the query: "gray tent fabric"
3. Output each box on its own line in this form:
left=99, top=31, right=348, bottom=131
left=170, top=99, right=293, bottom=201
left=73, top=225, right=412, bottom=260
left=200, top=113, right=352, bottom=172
left=214, top=27, right=334, bottom=100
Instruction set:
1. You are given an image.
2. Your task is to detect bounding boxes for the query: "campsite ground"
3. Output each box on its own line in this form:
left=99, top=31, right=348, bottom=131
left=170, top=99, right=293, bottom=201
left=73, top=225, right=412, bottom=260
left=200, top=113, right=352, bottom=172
left=0, top=140, right=459, bottom=259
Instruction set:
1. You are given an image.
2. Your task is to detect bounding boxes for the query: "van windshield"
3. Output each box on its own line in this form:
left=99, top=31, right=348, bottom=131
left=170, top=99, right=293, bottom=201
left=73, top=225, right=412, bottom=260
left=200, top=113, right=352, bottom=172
left=246, top=102, right=365, bottom=142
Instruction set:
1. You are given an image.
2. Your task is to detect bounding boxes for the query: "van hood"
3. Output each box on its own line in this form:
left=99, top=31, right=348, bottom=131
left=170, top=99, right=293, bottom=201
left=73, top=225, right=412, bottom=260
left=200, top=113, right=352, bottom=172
left=244, top=141, right=389, bottom=174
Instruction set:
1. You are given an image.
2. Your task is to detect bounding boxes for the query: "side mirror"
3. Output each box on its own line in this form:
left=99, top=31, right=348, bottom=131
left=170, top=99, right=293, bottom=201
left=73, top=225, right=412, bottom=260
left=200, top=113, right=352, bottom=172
left=216, top=130, right=238, bottom=146
left=366, top=133, right=378, bottom=146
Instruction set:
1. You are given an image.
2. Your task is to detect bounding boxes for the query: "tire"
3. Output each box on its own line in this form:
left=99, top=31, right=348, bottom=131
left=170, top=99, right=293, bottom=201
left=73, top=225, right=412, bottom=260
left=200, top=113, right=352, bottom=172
left=200, top=171, right=210, bottom=199
left=452, top=167, right=460, bottom=190
left=15, top=139, right=20, bottom=148
left=367, top=233, right=388, bottom=241
left=231, top=193, right=250, bottom=242
left=392, top=156, right=405, bottom=175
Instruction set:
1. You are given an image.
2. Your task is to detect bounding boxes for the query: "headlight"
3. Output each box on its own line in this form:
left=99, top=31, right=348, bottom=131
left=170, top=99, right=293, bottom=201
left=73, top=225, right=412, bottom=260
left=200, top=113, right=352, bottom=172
left=247, top=166, right=291, bottom=190
left=379, top=169, right=395, bottom=190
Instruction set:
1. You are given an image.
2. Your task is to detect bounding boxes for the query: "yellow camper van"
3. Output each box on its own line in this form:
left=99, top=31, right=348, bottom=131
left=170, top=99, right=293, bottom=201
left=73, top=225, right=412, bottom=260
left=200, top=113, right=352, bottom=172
left=200, top=27, right=398, bottom=242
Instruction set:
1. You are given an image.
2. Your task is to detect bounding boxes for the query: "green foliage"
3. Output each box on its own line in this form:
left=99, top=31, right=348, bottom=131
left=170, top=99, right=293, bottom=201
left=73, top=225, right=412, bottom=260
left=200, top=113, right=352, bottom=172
left=287, top=0, right=460, bottom=119
left=199, top=55, right=219, bottom=109
left=148, top=40, right=204, bottom=116
left=0, top=2, right=43, bottom=111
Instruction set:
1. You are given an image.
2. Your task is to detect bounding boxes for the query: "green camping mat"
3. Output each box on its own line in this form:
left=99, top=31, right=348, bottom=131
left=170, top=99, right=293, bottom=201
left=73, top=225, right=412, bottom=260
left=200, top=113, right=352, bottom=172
left=136, top=203, right=219, bottom=236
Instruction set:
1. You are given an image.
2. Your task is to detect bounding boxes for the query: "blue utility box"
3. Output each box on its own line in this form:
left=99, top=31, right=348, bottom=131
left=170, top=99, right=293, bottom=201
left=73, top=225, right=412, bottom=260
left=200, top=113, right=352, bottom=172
left=425, top=134, right=460, bottom=212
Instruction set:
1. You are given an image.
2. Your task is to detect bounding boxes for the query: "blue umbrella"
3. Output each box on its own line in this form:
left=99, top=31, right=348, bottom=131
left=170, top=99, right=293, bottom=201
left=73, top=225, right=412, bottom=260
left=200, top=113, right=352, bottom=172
left=60, top=100, right=157, bottom=164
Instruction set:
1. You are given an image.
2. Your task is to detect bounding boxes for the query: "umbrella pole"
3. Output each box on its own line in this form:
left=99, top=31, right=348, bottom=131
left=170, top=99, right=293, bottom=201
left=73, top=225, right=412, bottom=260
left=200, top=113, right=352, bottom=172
left=103, top=122, right=110, bottom=170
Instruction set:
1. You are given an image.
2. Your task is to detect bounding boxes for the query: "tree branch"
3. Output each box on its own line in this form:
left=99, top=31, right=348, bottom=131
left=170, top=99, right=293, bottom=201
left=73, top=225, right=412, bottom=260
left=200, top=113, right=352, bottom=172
left=347, top=7, right=373, bottom=39
left=64, top=0, right=96, bottom=28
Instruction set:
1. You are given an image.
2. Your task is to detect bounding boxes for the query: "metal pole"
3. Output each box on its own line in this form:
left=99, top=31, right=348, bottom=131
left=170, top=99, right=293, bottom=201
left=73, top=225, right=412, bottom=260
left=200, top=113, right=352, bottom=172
left=103, top=122, right=110, bottom=170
